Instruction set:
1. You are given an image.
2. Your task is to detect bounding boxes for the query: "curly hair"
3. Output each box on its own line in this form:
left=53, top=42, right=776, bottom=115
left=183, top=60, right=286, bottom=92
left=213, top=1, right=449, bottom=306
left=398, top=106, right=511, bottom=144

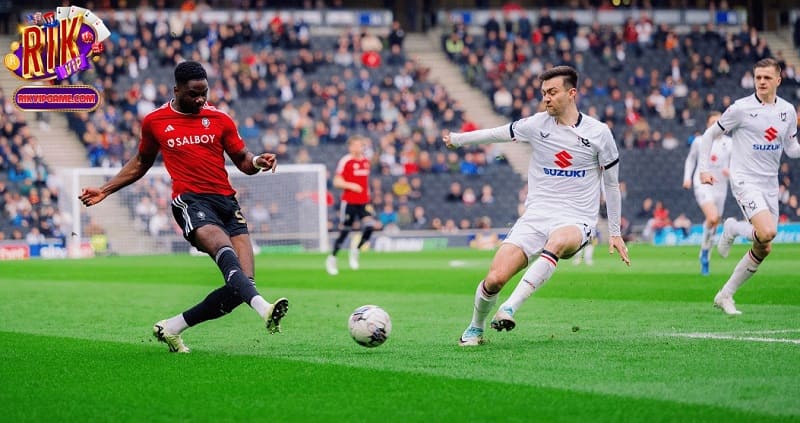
left=174, top=61, right=207, bottom=86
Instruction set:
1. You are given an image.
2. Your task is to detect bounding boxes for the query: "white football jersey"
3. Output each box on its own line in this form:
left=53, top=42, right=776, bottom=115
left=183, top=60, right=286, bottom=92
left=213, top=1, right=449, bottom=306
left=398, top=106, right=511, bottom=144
left=512, top=112, right=619, bottom=225
left=717, top=94, right=797, bottom=188
left=684, top=133, right=732, bottom=188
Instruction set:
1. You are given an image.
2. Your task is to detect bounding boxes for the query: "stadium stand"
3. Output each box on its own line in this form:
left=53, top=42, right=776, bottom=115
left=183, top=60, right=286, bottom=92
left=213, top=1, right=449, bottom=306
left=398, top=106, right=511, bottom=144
left=61, top=11, right=524, bottom=241
left=8, top=5, right=800, bottom=248
left=439, top=11, right=800, bottom=231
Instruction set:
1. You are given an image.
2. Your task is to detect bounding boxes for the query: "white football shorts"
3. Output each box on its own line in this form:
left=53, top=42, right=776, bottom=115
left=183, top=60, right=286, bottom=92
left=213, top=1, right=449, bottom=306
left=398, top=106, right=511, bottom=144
left=693, top=183, right=728, bottom=215
left=502, top=216, right=594, bottom=263
left=731, top=182, right=779, bottom=223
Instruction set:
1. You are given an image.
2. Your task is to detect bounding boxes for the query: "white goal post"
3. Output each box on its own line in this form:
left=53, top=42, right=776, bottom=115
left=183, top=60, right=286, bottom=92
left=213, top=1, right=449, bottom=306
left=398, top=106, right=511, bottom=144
left=59, top=164, right=329, bottom=256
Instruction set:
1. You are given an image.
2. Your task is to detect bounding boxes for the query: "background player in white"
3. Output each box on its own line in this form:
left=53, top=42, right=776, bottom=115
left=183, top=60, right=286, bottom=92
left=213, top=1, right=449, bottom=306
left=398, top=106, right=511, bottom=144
left=682, top=111, right=733, bottom=275
left=443, top=66, right=630, bottom=346
left=698, top=58, right=800, bottom=315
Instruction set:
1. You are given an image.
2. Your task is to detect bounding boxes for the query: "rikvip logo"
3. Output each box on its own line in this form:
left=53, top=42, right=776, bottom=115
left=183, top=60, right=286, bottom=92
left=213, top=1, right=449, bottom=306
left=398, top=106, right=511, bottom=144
left=5, top=6, right=109, bottom=112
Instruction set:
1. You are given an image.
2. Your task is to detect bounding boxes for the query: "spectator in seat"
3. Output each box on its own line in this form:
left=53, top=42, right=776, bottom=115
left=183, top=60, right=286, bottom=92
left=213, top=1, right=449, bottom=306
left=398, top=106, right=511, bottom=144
left=445, top=181, right=463, bottom=202
left=672, top=213, right=692, bottom=238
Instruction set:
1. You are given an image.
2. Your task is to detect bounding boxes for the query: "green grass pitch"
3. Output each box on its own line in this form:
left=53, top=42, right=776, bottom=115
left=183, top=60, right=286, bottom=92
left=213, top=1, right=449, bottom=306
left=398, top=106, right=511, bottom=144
left=1, top=243, right=798, bottom=422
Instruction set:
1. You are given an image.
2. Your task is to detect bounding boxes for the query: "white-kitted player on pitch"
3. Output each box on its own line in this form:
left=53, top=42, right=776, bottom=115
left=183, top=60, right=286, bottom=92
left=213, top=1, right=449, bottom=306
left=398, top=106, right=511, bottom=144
left=682, top=111, right=733, bottom=276
left=698, top=58, right=800, bottom=315
left=444, top=66, right=630, bottom=346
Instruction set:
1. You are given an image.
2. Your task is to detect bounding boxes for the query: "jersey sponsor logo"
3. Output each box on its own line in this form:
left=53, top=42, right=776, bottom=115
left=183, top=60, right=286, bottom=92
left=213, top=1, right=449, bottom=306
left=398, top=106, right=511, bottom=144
left=352, top=169, right=370, bottom=176
left=166, top=133, right=216, bottom=148
left=764, top=126, right=778, bottom=142
left=164, top=124, right=175, bottom=132
left=543, top=167, right=587, bottom=177
left=753, top=144, right=781, bottom=151
left=554, top=150, right=572, bottom=168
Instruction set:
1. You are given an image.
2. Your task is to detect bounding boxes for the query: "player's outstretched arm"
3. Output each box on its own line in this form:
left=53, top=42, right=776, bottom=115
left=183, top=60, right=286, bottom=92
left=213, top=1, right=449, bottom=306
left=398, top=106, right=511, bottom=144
left=231, top=148, right=277, bottom=175
left=79, top=152, right=156, bottom=207
left=443, top=123, right=515, bottom=149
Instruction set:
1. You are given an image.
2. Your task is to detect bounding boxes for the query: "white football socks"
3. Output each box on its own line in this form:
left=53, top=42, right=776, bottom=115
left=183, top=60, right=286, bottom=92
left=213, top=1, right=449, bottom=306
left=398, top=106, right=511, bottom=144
left=500, top=253, right=557, bottom=313
left=729, top=220, right=754, bottom=240
left=583, top=244, right=595, bottom=264
left=719, top=250, right=762, bottom=298
left=702, top=222, right=714, bottom=250
left=249, top=295, right=271, bottom=318
left=165, top=313, right=189, bottom=335
left=469, top=280, right=498, bottom=329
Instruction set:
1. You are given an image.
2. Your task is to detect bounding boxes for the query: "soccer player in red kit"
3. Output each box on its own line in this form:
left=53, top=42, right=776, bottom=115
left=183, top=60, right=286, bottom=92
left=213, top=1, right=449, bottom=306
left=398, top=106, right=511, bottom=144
left=79, top=61, right=288, bottom=353
left=326, top=136, right=376, bottom=275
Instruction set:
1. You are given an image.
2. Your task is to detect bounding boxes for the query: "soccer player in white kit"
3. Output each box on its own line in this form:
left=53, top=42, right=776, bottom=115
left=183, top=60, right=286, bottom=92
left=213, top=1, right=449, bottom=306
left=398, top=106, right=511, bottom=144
left=682, top=111, right=733, bottom=275
left=698, top=58, right=800, bottom=315
left=443, top=66, right=630, bottom=346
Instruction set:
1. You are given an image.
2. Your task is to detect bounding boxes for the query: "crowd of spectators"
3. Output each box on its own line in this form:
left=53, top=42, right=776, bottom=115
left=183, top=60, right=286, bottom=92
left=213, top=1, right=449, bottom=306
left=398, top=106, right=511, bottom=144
left=0, top=91, right=67, bottom=244
left=446, top=9, right=800, bottom=147
left=443, top=8, right=800, bottom=225
left=8, top=6, right=799, bottom=249
left=64, top=10, right=520, bottom=238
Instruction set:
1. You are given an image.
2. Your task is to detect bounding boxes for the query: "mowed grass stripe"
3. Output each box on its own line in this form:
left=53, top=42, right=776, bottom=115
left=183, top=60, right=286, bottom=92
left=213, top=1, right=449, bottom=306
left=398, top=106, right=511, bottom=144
left=0, top=331, right=787, bottom=423
left=1, top=277, right=798, bottom=417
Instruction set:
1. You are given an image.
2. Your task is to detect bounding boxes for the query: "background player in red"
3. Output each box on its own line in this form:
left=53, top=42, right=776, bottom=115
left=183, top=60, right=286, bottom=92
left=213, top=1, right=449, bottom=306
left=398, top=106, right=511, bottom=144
left=326, top=135, right=376, bottom=275
left=79, top=61, right=288, bottom=353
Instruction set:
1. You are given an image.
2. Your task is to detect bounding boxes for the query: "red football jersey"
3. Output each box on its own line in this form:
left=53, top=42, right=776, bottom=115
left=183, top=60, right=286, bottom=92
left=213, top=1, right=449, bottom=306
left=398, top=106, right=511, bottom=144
left=139, top=102, right=246, bottom=198
left=335, top=154, right=370, bottom=204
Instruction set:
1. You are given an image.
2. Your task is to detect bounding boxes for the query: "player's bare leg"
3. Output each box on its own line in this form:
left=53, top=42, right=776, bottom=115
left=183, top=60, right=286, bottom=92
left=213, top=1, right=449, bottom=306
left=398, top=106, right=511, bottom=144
left=459, top=244, right=527, bottom=346
left=493, top=226, right=583, bottom=331
left=699, top=202, right=720, bottom=276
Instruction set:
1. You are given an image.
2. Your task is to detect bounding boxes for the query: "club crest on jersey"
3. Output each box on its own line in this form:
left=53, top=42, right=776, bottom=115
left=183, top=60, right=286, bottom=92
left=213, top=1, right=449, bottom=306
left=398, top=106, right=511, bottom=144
left=577, top=136, right=590, bottom=147
left=780, top=112, right=787, bottom=122
left=197, top=211, right=206, bottom=220
left=540, top=131, right=550, bottom=139
left=201, top=117, right=210, bottom=128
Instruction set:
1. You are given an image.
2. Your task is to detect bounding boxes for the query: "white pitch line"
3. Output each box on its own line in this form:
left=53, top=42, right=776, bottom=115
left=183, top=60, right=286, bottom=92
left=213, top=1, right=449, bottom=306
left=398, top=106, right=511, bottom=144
left=671, top=332, right=800, bottom=345
left=734, top=329, right=800, bottom=335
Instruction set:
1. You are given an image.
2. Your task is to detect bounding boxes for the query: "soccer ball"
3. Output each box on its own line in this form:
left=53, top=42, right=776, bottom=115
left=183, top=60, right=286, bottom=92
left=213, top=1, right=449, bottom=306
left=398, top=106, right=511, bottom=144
left=348, top=305, right=392, bottom=348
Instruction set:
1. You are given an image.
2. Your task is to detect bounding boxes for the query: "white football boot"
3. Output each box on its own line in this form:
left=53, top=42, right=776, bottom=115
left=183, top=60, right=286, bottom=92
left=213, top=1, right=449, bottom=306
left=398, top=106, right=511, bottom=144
left=325, top=255, right=339, bottom=275
left=153, top=320, right=190, bottom=353
left=349, top=247, right=360, bottom=270
left=458, top=326, right=485, bottom=347
left=713, top=292, right=742, bottom=315
left=490, top=306, right=517, bottom=332
left=265, top=298, right=289, bottom=334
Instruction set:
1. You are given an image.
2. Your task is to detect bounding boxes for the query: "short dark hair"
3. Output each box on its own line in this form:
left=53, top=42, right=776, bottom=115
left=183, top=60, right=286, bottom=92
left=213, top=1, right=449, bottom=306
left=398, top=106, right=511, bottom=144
left=174, top=61, right=207, bottom=85
left=754, top=58, right=781, bottom=74
left=539, top=66, right=578, bottom=89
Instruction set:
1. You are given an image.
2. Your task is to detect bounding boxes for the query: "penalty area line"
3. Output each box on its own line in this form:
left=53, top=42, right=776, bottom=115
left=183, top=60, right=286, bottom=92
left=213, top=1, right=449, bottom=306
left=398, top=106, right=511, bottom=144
left=669, top=332, right=800, bottom=345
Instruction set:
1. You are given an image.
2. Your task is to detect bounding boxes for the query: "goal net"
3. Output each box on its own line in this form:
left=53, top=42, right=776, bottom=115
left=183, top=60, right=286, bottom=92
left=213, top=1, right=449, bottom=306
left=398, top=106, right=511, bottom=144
left=59, top=164, right=328, bottom=257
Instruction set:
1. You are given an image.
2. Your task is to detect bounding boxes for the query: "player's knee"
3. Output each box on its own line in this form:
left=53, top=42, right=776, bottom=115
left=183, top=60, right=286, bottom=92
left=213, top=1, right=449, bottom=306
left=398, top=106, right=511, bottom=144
left=756, top=228, right=777, bottom=243
left=706, top=215, right=720, bottom=227
left=484, top=271, right=510, bottom=291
